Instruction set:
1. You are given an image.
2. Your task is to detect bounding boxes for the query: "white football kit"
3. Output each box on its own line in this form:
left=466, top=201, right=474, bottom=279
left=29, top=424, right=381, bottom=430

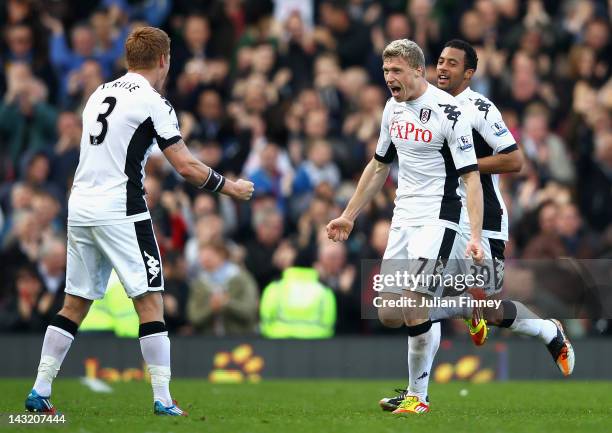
left=65, top=72, right=181, bottom=299
left=376, top=84, right=478, bottom=296
left=454, top=87, right=518, bottom=294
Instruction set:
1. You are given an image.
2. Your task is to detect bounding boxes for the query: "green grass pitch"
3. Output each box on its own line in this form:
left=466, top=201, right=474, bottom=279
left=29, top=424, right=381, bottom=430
left=1, top=379, right=610, bottom=433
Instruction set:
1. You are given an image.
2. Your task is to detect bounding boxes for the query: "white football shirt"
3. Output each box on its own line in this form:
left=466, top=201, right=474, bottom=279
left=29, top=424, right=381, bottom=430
left=375, top=83, right=478, bottom=231
left=68, top=72, right=181, bottom=226
left=455, top=87, right=517, bottom=241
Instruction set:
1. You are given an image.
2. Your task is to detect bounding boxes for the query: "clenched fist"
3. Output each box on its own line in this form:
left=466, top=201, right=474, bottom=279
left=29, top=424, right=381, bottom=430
left=326, top=216, right=354, bottom=242
left=231, top=179, right=254, bottom=200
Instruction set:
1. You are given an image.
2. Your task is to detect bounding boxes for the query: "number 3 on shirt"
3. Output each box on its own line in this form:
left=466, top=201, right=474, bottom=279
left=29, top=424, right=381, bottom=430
left=89, top=96, right=117, bottom=145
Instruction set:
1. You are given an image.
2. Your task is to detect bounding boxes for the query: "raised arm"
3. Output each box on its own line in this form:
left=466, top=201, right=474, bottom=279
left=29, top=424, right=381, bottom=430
left=162, top=139, right=253, bottom=200
left=41, top=14, right=72, bottom=69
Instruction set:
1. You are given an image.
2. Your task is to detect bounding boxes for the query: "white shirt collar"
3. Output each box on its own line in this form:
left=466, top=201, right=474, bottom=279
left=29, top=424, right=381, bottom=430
left=455, top=86, right=472, bottom=101
left=123, top=71, right=152, bottom=87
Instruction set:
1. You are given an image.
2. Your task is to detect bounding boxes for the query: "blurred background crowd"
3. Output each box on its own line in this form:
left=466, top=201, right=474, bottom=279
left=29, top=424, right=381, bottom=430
left=0, top=0, right=610, bottom=337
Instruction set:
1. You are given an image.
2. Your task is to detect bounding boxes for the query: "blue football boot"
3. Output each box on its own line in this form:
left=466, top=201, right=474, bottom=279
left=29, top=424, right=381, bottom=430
left=25, top=389, right=56, bottom=414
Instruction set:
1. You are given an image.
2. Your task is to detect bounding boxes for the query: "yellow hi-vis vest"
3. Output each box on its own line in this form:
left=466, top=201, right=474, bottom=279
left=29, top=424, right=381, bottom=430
left=80, top=271, right=139, bottom=338
left=259, top=267, right=336, bottom=339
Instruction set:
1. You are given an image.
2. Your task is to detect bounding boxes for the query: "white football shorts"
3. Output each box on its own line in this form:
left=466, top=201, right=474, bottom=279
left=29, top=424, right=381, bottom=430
left=65, top=219, right=164, bottom=300
left=380, top=225, right=464, bottom=297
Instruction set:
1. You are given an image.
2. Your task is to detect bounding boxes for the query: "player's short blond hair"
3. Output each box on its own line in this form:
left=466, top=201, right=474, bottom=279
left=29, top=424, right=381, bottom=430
left=382, top=39, right=426, bottom=72
left=125, top=26, right=170, bottom=70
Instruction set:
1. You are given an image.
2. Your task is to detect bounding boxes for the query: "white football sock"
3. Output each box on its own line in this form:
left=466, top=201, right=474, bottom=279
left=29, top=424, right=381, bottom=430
left=140, top=332, right=173, bottom=406
left=33, top=326, right=74, bottom=396
left=407, top=322, right=441, bottom=389
left=407, top=322, right=436, bottom=401
left=509, top=301, right=558, bottom=344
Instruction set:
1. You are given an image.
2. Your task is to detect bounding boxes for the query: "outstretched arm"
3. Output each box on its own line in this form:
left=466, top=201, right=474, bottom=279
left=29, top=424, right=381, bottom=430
left=162, top=139, right=253, bottom=200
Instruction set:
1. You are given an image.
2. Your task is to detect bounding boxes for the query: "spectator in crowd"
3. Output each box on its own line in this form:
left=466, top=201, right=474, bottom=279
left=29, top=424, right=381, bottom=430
left=315, top=239, right=359, bottom=334
left=2, top=210, right=43, bottom=278
left=36, top=236, right=66, bottom=298
left=65, top=59, right=104, bottom=112
left=342, top=84, right=384, bottom=145
left=523, top=201, right=568, bottom=259
left=583, top=17, right=611, bottom=82
left=364, top=219, right=391, bottom=260
left=341, top=84, right=384, bottom=174
left=249, top=142, right=291, bottom=214
left=144, top=176, right=188, bottom=255
left=185, top=212, right=216, bottom=268
left=193, top=90, right=225, bottom=141
left=292, top=139, right=341, bottom=201
left=42, top=14, right=128, bottom=100
left=278, top=11, right=316, bottom=94
left=20, top=152, right=61, bottom=199
left=162, top=251, right=192, bottom=334
left=0, top=63, right=57, bottom=172
left=316, top=0, right=372, bottom=68
left=0, top=182, right=34, bottom=243
left=168, top=14, right=212, bottom=89
left=51, top=111, right=81, bottom=192
left=577, top=130, right=612, bottom=232
left=244, top=206, right=284, bottom=291
left=296, top=196, right=335, bottom=264
left=3, top=23, right=56, bottom=101
left=555, top=202, right=599, bottom=258
left=30, top=189, right=63, bottom=240
left=407, top=0, right=441, bottom=59
left=312, top=53, right=343, bottom=127
left=186, top=89, right=238, bottom=159
left=368, top=12, right=411, bottom=85
left=359, top=219, right=392, bottom=333
left=184, top=211, right=242, bottom=276
left=188, top=241, right=259, bottom=336
left=0, top=265, right=57, bottom=332
left=521, top=104, right=576, bottom=185
left=102, top=0, right=171, bottom=27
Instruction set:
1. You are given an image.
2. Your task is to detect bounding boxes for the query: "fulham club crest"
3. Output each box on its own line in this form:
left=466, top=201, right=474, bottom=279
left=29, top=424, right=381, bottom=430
left=420, top=108, right=431, bottom=124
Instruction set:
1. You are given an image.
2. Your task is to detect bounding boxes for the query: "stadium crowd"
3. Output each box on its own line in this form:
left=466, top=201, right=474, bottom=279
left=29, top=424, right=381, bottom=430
left=0, top=0, right=610, bottom=336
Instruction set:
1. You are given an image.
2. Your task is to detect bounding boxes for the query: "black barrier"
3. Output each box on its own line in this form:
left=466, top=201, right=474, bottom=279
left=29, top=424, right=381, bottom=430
left=2, top=335, right=612, bottom=381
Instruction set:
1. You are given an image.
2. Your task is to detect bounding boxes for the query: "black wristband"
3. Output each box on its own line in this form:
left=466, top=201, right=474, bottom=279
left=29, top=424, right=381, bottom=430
left=198, top=168, right=225, bottom=192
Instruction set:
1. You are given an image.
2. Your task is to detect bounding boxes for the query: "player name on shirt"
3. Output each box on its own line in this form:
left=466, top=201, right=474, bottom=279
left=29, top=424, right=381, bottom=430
left=101, top=80, right=141, bottom=92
